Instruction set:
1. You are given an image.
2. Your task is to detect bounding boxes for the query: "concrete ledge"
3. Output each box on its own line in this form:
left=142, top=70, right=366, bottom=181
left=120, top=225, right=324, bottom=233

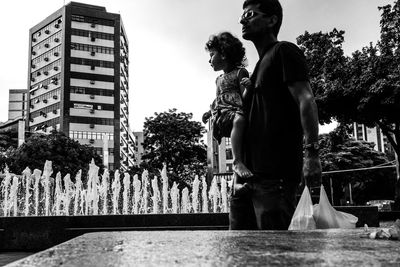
left=378, top=211, right=400, bottom=221
left=0, top=206, right=378, bottom=251
left=0, top=213, right=228, bottom=251
left=8, top=229, right=400, bottom=266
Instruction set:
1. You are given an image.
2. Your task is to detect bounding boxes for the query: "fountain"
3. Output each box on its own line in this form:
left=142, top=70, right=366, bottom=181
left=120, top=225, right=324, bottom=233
left=73, top=170, right=83, bottom=216
left=132, top=174, right=141, bottom=214
left=170, top=181, right=179, bottom=213
left=0, top=159, right=235, bottom=250
left=0, top=159, right=232, bottom=217
left=122, top=172, right=130, bottom=215
left=0, top=160, right=380, bottom=252
left=23, top=168, right=32, bottom=216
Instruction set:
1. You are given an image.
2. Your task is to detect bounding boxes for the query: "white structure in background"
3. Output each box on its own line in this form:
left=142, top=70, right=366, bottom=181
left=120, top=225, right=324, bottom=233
left=352, top=122, right=392, bottom=153
left=133, top=131, right=144, bottom=166
left=206, top=131, right=233, bottom=174
left=0, top=90, right=28, bottom=146
left=8, top=90, right=27, bottom=120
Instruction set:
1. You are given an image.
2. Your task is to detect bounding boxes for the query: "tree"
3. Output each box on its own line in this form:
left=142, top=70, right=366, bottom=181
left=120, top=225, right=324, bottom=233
left=296, top=28, right=349, bottom=124
left=7, top=131, right=103, bottom=180
left=141, top=109, right=207, bottom=186
left=319, top=125, right=395, bottom=205
left=296, top=1, right=400, bottom=205
left=0, top=129, right=19, bottom=171
left=0, top=129, right=18, bottom=150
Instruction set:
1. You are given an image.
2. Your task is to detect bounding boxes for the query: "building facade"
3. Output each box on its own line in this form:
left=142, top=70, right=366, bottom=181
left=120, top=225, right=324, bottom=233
left=352, top=122, right=393, bottom=154
left=26, top=2, right=135, bottom=171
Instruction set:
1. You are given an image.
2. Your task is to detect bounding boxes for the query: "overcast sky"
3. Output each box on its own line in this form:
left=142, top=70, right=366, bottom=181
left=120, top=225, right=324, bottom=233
left=0, top=0, right=394, bottom=133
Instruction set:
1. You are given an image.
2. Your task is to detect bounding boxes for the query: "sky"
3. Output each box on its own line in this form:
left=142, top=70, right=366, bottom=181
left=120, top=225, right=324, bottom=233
left=0, top=0, right=394, bottom=134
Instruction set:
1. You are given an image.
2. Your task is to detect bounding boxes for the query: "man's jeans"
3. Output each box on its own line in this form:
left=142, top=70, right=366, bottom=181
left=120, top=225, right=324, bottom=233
left=229, top=175, right=298, bottom=230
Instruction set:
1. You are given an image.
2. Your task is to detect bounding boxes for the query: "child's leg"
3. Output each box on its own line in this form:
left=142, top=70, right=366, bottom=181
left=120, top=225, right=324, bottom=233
left=231, top=114, right=252, bottom=179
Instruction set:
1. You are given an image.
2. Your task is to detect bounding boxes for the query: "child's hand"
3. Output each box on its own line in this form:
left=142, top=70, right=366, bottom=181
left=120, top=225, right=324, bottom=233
left=240, top=78, right=253, bottom=91
left=202, top=111, right=211, bottom=124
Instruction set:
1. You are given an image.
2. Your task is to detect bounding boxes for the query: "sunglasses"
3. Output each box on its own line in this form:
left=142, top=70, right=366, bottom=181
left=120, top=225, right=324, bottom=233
left=239, top=10, right=268, bottom=23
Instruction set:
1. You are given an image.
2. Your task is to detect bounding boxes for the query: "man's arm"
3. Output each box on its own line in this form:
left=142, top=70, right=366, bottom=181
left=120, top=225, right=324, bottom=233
left=288, top=81, right=322, bottom=185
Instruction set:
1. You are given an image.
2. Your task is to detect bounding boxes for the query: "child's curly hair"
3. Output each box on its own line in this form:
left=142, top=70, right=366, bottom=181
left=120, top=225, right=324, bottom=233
left=205, top=32, right=247, bottom=67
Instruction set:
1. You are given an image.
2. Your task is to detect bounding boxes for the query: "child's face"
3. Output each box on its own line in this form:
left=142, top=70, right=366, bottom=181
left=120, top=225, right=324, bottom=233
left=208, top=49, right=225, bottom=71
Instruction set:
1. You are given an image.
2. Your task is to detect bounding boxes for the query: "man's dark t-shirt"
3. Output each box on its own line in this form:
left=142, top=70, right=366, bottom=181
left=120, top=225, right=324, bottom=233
left=244, top=41, right=309, bottom=183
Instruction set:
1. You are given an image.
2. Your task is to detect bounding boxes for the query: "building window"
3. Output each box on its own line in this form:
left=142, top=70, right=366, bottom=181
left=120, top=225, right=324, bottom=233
left=71, top=43, right=114, bottom=54
left=70, top=86, right=114, bottom=97
left=70, top=57, right=114, bottom=68
left=226, top=148, right=233, bottom=160
left=71, top=15, right=114, bottom=27
left=225, top=138, right=231, bottom=147
left=69, top=116, right=114, bottom=125
left=29, top=117, right=60, bottom=131
left=71, top=28, right=114, bottom=40
left=69, top=131, right=113, bottom=141
left=109, top=163, right=115, bottom=171
left=226, top=164, right=233, bottom=172
left=30, top=102, right=60, bottom=119
left=71, top=102, right=113, bottom=111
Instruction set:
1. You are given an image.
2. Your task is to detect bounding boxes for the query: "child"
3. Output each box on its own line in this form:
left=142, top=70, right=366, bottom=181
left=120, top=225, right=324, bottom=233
left=202, top=32, right=253, bottom=196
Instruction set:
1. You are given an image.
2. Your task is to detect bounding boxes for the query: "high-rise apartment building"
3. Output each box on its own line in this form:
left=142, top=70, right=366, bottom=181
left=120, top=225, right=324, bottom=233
left=26, top=2, right=135, bottom=171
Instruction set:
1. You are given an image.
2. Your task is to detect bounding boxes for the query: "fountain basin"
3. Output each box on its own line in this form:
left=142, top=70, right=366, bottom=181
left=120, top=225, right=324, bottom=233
left=0, top=206, right=378, bottom=251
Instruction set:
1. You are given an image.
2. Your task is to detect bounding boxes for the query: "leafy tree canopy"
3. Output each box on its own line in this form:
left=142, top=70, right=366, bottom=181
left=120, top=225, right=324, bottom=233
left=296, top=1, right=400, bottom=204
left=0, top=129, right=18, bottom=151
left=6, top=131, right=103, bottom=180
left=296, top=1, right=400, bottom=156
left=0, top=129, right=18, bottom=171
left=141, top=108, right=207, bottom=187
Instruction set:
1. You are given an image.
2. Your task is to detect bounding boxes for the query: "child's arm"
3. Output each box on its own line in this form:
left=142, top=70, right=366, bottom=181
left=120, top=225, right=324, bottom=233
left=202, top=110, right=211, bottom=124
left=237, top=68, right=253, bottom=101
left=202, top=76, right=219, bottom=124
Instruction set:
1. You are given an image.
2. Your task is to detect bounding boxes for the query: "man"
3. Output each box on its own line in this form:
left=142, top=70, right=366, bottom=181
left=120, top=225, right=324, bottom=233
left=229, top=0, right=322, bottom=230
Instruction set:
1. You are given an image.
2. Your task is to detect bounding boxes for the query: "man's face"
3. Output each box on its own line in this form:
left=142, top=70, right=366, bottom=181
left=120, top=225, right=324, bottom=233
left=240, top=4, right=270, bottom=40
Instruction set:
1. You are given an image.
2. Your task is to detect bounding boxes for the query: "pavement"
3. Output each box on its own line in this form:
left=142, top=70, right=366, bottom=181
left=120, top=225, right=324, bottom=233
left=4, top=228, right=400, bottom=266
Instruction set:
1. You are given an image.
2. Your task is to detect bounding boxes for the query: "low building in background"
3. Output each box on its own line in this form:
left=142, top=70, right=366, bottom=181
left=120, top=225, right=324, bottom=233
left=2, top=89, right=28, bottom=146
left=351, top=122, right=394, bottom=155
left=8, top=90, right=27, bottom=121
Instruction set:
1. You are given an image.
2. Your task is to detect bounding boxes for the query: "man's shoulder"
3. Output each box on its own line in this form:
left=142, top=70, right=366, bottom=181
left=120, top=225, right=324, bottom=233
left=274, top=41, right=302, bottom=52
left=260, top=41, right=301, bottom=60
left=264, top=41, right=305, bottom=62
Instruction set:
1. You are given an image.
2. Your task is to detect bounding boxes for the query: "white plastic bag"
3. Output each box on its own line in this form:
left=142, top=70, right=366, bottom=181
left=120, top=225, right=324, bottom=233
left=288, top=186, right=316, bottom=230
left=313, top=185, right=358, bottom=229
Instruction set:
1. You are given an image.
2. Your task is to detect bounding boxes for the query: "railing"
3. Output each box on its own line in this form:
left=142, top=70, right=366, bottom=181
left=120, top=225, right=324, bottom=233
left=213, top=172, right=233, bottom=183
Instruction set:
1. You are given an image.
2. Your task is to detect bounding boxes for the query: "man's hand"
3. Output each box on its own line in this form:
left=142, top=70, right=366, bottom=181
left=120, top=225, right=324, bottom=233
left=202, top=110, right=211, bottom=124
left=303, top=152, right=322, bottom=187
